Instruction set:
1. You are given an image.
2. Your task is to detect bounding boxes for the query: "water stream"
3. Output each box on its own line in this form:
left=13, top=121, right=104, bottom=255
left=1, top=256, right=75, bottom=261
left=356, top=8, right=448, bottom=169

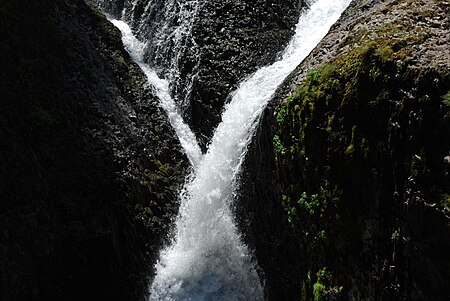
left=109, top=0, right=352, bottom=299
left=121, top=0, right=204, bottom=109
left=111, top=20, right=202, bottom=167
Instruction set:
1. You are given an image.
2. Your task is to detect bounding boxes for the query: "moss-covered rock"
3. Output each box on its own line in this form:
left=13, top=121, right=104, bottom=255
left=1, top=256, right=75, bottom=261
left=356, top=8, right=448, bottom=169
left=273, top=0, right=450, bottom=299
left=241, top=0, right=450, bottom=300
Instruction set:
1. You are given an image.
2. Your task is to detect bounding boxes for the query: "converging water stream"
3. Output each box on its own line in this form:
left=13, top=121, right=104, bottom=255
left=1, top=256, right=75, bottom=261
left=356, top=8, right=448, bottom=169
left=107, top=0, right=352, bottom=299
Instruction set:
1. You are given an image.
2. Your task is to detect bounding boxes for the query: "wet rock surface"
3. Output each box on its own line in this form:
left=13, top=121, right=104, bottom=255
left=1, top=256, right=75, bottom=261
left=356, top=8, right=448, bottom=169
left=3, top=0, right=449, bottom=300
left=93, top=0, right=304, bottom=149
left=184, top=0, right=304, bottom=148
left=240, top=0, right=450, bottom=300
left=236, top=104, right=302, bottom=301
left=0, top=0, right=187, bottom=300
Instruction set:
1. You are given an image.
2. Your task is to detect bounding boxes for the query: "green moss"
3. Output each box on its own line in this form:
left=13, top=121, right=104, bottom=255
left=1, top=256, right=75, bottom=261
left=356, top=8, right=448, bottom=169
left=273, top=134, right=286, bottom=156
left=442, top=90, right=450, bottom=108
left=306, top=69, right=322, bottom=83
left=298, top=192, right=320, bottom=215
left=375, top=45, right=394, bottom=63
left=441, top=194, right=450, bottom=210
left=313, top=282, right=326, bottom=301
left=274, top=6, right=450, bottom=300
left=276, top=106, right=287, bottom=124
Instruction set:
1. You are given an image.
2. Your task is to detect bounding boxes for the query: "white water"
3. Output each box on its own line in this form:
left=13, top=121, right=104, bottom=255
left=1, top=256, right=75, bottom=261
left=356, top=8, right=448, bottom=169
left=119, top=0, right=204, bottom=109
left=111, top=0, right=352, bottom=299
left=157, top=0, right=203, bottom=105
left=149, top=0, right=352, bottom=300
left=111, top=20, right=202, bottom=168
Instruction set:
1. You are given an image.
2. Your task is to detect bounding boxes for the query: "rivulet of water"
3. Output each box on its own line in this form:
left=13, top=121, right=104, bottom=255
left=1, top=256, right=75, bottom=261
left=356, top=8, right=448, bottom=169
left=93, top=0, right=204, bottom=111
left=110, top=20, right=202, bottom=168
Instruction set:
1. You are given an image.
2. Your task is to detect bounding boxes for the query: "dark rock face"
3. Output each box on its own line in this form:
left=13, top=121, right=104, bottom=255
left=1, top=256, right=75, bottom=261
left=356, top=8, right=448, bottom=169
left=0, top=0, right=186, bottom=300
left=236, top=104, right=302, bottom=301
left=4, top=0, right=449, bottom=300
left=184, top=0, right=304, bottom=148
left=92, top=0, right=304, bottom=149
left=240, top=0, right=450, bottom=300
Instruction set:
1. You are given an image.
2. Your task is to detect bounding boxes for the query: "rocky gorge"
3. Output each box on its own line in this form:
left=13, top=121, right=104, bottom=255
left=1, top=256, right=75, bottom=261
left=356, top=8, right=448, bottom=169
left=1, top=0, right=449, bottom=300
left=93, top=0, right=305, bottom=149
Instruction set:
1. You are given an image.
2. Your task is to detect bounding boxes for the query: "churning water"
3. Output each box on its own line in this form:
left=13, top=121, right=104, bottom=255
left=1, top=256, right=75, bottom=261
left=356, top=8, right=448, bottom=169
left=109, top=0, right=352, bottom=299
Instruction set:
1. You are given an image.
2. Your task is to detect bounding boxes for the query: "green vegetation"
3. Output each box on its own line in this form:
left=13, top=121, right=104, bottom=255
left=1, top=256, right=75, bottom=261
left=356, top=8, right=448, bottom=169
left=273, top=1, right=450, bottom=300
left=306, top=69, right=322, bottom=83
left=313, top=282, right=325, bottom=301
left=273, top=11, right=449, bottom=300
left=442, top=90, right=450, bottom=108
left=310, top=268, right=343, bottom=301
left=273, top=22, right=406, bottom=250
left=441, top=194, right=450, bottom=210
left=298, top=192, right=320, bottom=215
left=276, top=106, right=287, bottom=124
left=273, top=134, right=286, bottom=156
left=282, top=195, right=297, bottom=225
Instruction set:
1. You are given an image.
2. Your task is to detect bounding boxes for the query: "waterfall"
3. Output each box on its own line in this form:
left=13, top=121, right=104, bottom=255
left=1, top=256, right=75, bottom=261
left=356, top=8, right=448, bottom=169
left=118, top=0, right=204, bottom=110
left=110, top=20, right=202, bottom=168
left=92, top=0, right=203, bottom=110
left=108, top=0, right=352, bottom=299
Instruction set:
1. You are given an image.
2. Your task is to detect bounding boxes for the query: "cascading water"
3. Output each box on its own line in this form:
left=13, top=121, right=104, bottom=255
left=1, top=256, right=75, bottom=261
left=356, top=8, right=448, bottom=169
left=110, top=20, right=202, bottom=168
left=92, top=0, right=203, bottom=111
left=118, top=0, right=204, bottom=110
left=107, top=0, right=352, bottom=299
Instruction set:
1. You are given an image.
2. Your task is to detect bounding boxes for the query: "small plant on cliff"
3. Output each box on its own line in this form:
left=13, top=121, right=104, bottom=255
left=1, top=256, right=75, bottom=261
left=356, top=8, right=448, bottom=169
left=441, top=194, right=450, bottom=210
left=312, top=268, right=343, bottom=301
left=298, top=192, right=320, bottom=215
left=442, top=90, right=450, bottom=108
left=282, top=195, right=297, bottom=224
left=313, top=282, right=326, bottom=301
left=276, top=106, right=287, bottom=124
left=273, top=135, right=286, bottom=156
left=313, top=267, right=331, bottom=301
left=306, top=69, right=322, bottom=83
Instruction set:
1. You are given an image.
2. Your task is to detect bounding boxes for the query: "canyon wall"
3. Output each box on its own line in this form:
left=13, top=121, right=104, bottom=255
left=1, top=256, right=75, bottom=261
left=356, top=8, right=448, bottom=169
left=0, top=1, right=186, bottom=299
left=240, top=0, right=450, bottom=300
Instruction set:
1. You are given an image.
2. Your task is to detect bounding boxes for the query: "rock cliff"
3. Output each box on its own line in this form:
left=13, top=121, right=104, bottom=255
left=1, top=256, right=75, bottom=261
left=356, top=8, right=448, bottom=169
left=0, top=0, right=308, bottom=299
left=2, top=0, right=450, bottom=300
left=240, top=0, right=450, bottom=300
left=0, top=0, right=186, bottom=299
left=92, top=0, right=304, bottom=149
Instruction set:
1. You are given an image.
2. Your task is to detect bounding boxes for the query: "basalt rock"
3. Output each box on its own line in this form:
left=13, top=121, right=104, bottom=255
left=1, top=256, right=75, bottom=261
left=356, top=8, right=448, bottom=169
left=184, top=0, right=304, bottom=148
left=92, top=0, right=305, bottom=149
left=0, top=0, right=187, bottom=300
left=240, top=0, right=450, bottom=300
